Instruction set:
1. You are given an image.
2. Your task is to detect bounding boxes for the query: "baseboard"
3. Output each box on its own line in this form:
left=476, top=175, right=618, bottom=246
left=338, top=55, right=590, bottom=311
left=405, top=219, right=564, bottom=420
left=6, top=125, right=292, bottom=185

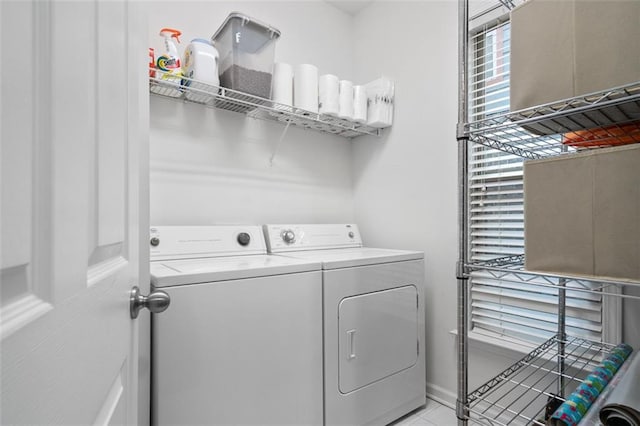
left=425, top=382, right=456, bottom=409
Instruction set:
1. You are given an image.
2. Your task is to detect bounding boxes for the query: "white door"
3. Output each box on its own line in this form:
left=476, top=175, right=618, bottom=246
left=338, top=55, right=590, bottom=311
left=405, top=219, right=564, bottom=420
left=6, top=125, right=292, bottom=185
left=1, top=1, right=150, bottom=424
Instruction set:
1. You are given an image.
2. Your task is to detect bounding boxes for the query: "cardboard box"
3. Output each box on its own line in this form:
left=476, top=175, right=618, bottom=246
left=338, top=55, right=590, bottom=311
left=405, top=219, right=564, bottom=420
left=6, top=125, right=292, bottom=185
left=574, top=1, right=640, bottom=97
left=510, top=0, right=574, bottom=113
left=510, top=0, right=640, bottom=113
left=524, top=144, right=640, bottom=281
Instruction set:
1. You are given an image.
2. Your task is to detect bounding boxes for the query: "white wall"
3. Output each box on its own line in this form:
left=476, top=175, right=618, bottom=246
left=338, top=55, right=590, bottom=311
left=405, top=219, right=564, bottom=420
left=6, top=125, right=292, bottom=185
left=148, top=0, right=640, bottom=410
left=351, top=1, right=640, bottom=408
left=350, top=1, right=462, bottom=404
left=149, top=0, right=530, bottom=407
left=148, top=1, right=357, bottom=225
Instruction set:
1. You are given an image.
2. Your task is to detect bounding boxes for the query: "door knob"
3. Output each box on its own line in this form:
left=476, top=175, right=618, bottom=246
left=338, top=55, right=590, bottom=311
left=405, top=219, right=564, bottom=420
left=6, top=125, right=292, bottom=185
left=130, top=286, right=170, bottom=319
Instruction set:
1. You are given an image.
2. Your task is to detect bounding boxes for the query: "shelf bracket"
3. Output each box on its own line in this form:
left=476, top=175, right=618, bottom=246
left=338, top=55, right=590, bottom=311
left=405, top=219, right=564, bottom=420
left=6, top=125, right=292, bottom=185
left=269, top=118, right=292, bottom=166
left=456, top=122, right=468, bottom=140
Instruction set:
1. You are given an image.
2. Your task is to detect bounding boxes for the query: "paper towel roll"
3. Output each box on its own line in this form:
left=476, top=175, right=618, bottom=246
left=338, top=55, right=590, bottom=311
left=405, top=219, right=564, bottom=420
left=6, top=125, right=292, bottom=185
left=319, top=74, right=339, bottom=116
left=272, top=62, right=293, bottom=106
left=294, top=64, right=319, bottom=113
left=353, top=85, right=367, bottom=123
left=338, top=80, right=354, bottom=120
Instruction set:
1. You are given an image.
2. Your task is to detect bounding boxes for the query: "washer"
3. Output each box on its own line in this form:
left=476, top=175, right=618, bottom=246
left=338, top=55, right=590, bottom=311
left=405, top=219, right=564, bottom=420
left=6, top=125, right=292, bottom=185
left=264, top=224, right=426, bottom=426
left=150, top=225, right=323, bottom=426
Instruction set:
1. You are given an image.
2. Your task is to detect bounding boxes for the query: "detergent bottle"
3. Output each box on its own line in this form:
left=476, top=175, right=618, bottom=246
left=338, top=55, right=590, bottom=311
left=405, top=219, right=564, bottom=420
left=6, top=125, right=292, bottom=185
left=156, top=28, right=182, bottom=95
left=182, top=39, right=219, bottom=101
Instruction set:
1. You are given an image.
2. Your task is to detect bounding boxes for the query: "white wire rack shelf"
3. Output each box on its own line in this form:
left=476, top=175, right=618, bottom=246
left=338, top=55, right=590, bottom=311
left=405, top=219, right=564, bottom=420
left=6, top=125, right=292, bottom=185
left=465, top=255, right=640, bottom=298
left=465, top=334, right=617, bottom=426
left=149, top=73, right=384, bottom=139
left=465, top=82, right=640, bottom=159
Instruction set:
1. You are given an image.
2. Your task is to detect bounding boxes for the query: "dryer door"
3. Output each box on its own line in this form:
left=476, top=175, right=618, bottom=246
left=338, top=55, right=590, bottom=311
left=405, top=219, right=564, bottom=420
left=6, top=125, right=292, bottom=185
left=338, top=285, right=418, bottom=394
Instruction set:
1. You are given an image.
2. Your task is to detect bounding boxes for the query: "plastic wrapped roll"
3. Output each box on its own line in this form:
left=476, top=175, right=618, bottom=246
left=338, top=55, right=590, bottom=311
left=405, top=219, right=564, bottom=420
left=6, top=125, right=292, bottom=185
left=600, top=350, right=640, bottom=426
left=272, top=62, right=293, bottom=106
left=549, top=343, right=633, bottom=426
left=318, top=74, right=339, bottom=116
left=338, top=80, right=354, bottom=120
left=293, top=64, right=319, bottom=113
left=353, top=85, right=367, bottom=123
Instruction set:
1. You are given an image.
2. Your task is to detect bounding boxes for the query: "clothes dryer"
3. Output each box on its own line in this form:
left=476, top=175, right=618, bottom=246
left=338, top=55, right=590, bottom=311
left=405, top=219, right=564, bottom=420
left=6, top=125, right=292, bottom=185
left=264, top=224, right=426, bottom=426
left=150, top=225, right=323, bottom=426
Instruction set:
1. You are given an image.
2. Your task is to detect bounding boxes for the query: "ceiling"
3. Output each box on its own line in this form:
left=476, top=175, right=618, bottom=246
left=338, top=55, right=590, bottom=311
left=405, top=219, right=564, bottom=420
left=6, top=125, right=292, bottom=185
left=325, top=0, right=374, bottom=16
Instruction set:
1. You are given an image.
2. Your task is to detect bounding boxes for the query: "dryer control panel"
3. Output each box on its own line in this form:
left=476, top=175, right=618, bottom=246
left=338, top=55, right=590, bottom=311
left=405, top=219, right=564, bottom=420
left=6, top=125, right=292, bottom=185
left=264, top=224, right=362, bottom=253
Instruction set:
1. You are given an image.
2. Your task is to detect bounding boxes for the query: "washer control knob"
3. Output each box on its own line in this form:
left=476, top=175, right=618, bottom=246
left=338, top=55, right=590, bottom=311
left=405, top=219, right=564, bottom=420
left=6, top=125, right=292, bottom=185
left=150, top=237, right=160, bottom=247
left=237, top=232, right=251, bottom=246
left=281, top=229, right=296, bottom=244
left=348, top=231, right=355, bottom=238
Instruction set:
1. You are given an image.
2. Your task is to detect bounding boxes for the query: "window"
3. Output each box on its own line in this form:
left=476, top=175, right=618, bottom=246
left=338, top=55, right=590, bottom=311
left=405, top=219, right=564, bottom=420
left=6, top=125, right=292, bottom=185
left=468, top=20, right=605, bottom=345
left=481, top=25, right=509, bottom=83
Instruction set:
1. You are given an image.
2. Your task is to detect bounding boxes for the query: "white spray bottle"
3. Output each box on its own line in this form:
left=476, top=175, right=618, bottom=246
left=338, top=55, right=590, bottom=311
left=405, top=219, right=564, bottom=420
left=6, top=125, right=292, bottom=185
left=156, top=28, right=182, bottom=94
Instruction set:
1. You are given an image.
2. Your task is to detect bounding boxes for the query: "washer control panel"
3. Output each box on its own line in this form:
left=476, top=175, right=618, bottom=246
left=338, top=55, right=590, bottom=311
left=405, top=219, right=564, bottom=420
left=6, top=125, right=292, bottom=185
left=264, top=224, right=362, bottom=253
left=149, top=226, right=267, bottom=261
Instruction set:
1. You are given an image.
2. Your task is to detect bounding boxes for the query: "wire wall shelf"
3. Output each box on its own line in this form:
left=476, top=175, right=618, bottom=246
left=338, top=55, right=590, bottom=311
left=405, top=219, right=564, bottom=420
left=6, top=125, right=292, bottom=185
left=465, top=82, right=640, bottom=159
left=465, top=334, right=616, bottom=426
left=149, top=73, right=384, bottom=139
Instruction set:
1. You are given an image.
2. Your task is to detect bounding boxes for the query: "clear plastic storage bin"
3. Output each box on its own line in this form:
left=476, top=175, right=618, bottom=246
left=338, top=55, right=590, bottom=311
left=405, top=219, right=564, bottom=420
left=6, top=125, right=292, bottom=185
left=212, top=12, right=281, bottom=99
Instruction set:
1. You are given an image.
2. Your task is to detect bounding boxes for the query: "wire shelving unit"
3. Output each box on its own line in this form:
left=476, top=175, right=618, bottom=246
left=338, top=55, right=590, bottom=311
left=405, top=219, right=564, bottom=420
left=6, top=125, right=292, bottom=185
left=456, top=1, right=640, bottom=425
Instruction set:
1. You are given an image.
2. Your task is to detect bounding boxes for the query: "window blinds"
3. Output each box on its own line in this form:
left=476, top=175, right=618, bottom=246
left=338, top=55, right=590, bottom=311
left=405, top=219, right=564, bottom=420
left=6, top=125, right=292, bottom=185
left=468, top=21, right=603, bottom=344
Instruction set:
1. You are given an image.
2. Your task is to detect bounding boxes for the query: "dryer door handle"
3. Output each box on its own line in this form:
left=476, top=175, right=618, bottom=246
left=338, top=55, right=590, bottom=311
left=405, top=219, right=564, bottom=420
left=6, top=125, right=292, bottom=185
left=347, top=329, right=357, bottom=360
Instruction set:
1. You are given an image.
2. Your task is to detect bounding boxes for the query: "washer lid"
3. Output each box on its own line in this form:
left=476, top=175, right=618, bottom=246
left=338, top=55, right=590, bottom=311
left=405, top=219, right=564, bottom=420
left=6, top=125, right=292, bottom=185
left=275, top=247, right=423, bottom=270
left=151, top=254, right=321, bottom=287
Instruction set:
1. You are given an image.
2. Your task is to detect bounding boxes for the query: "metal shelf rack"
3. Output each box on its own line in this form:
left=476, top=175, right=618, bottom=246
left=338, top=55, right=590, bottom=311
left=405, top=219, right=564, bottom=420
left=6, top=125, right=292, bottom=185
left=149, top=74, right=384, bottom=139
left=464, top=82, right=640, bottom=160
left=467, top=254, right=640, bottom=293
left=467, top=335, right=616, bottom=426
left=456, top=1, right=640, bottom=425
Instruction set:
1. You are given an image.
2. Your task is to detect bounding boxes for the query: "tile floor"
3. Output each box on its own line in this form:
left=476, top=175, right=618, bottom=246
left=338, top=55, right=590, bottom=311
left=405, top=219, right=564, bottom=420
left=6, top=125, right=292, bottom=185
left=390, top=398, right=459, bottom=426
